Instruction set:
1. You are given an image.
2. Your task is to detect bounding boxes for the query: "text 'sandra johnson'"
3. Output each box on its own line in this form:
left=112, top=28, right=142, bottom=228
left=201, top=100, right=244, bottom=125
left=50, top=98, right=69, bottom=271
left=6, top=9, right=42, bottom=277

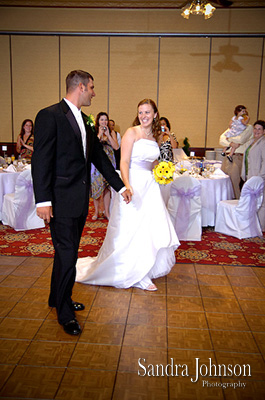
left=138, top=357, right=251, bottom=383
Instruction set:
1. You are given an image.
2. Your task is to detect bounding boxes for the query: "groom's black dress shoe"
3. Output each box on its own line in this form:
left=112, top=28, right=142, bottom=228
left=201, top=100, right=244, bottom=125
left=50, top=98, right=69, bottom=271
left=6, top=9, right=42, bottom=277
left=62, top=319, right=81, bottom=335
left=71, top=301, right=85, bottom=311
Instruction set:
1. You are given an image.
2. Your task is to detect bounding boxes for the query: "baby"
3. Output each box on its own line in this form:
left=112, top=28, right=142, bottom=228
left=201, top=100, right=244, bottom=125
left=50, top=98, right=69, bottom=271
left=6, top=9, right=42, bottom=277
left=221, top=105, right=249, bottom=162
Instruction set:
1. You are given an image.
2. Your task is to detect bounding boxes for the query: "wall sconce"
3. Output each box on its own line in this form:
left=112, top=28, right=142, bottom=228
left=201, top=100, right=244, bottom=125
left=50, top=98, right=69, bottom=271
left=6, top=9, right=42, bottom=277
left=181, top=1, right=216, bottom=19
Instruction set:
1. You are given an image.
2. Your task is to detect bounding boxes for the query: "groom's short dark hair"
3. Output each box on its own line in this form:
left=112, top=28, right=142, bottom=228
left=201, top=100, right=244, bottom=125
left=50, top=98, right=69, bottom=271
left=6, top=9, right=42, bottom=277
left=66, top=70, right=94, bottom=92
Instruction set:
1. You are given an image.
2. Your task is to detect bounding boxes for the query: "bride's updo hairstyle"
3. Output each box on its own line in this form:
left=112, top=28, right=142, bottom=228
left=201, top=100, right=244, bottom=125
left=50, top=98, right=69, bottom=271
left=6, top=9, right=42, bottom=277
left=133, top=98, right=160, bottom=142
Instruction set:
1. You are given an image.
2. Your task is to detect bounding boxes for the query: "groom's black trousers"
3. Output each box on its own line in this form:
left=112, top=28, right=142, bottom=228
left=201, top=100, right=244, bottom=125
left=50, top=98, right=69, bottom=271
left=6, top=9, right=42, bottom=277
left=48, top=213, right=87, bottom=324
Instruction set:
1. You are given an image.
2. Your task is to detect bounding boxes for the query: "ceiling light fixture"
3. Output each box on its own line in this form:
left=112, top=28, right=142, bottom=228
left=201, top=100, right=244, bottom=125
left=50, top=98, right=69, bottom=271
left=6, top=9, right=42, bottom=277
left=181, top=1, right=216, bottom=19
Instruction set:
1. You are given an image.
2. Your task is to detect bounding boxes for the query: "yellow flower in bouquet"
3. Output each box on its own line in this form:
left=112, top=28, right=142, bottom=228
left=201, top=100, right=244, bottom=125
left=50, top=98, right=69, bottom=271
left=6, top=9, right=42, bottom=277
left=153, top=161, right=175, bottom=185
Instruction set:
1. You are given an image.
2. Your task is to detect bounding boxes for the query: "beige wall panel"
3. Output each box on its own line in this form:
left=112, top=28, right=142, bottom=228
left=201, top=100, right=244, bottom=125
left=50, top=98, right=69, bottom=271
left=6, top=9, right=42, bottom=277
left=0, top=36, right=12, bottom=142
left=159, top=37, right=210, bottom=148
left=60, top=36, right=108, bottom=117
left=258, top=40, right=265, bottom=120
left=207, top=38, right=263, bottom=148
left=109, top=37, right=158, bottom=135
left=12, top=36, right=59, bottom=137
left=0, top=7, right=150, bottom=33
left=1, top=7, right=265, bottom=34
left=230, top=9, right=265, bottom=33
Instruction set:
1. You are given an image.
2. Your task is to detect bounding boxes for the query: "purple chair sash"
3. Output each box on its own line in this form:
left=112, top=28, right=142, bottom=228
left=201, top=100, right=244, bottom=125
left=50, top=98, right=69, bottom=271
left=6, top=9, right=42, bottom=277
left=241, top=183, right=264, bottom=237
left=170, top=184, right=201, bottom=239
left=14, top=174, right=34, bottom=230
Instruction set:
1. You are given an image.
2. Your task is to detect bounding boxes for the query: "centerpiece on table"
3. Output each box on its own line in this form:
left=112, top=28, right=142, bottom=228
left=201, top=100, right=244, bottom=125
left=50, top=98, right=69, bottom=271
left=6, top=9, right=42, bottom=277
left=178, top=167, right=187, bottom=175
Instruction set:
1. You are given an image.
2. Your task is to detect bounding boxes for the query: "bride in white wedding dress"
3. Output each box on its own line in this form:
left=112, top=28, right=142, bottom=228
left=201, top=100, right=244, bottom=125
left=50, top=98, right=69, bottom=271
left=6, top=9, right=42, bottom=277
left=76, top=99, right=180, bottom=291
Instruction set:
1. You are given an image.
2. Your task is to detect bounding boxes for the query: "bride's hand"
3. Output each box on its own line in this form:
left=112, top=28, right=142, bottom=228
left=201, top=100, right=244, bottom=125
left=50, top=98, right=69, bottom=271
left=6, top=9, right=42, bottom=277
left=127, top=185, right=133, bottom=196
left=121, top=186, right=133, bottom=204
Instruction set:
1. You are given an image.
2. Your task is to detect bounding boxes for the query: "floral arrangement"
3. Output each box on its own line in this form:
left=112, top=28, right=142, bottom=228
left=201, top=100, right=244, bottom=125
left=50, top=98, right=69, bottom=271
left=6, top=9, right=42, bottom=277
left=85, top=114, right=95, bottom=129
left=178, top=168, right=187, bottom=174
left=153, top=161, right=175, bottom=185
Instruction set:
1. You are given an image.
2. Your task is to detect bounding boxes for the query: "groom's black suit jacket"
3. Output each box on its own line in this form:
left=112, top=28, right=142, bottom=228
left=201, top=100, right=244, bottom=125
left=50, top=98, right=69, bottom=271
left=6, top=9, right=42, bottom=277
left=32, top=99, right=124, bottom=217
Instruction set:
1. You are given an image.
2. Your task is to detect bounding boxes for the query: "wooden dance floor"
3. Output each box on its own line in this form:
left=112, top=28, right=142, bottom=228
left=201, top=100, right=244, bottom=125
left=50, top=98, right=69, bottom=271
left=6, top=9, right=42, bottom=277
left=0, top=255, right=265, bottom=399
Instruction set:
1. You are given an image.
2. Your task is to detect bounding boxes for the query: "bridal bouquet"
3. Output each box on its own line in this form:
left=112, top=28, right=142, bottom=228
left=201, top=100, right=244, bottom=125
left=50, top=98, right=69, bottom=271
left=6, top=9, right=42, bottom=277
left=153, top=161, right=175, bottom=185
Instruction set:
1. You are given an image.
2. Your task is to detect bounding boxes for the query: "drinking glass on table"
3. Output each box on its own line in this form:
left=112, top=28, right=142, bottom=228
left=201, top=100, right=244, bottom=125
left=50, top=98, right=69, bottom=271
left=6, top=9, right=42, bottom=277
left=192, top=167, right=200, bottom=178
left=205, top=164, right=211, bottom=177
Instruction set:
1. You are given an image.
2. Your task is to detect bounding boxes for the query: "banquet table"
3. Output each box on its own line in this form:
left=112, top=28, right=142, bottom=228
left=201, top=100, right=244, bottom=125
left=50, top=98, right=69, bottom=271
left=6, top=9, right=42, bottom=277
left=0, top=171, right=21, bottom=220
left=160, top=173, right=235, bottom=227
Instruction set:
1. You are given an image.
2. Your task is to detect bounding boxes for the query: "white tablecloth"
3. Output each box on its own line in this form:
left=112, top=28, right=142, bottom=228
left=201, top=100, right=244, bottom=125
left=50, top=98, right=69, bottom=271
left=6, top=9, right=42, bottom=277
left=199, top=175, right=234, bottom=226
left=160, top=174, right=234, bottom=227
left=173, top=149, right=189, bottom=162
left=0, top=171, right=21, bottom=220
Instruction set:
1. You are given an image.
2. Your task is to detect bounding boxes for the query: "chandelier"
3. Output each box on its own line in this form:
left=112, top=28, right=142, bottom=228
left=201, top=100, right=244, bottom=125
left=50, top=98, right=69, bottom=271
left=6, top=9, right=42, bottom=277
left=181, top=1, right=216, bottom=19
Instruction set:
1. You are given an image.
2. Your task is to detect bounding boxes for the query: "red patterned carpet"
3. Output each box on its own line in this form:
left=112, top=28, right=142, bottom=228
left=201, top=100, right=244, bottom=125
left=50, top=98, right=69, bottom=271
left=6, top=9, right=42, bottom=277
left=176, top=229, right=265, bottom=266
left=1, top=213, right=265, bottom=266
left=0, top=215, right=107, bottom=259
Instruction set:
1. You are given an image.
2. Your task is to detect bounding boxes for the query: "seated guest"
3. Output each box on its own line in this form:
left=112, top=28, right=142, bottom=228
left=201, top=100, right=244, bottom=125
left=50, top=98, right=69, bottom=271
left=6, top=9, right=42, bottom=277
left=109, top=119, right=121, bottom=170
left=241, top=120, right=265, bottom=231
left=16, top=119, right=34, bottom=159
left=219, top=110, right=253, bottom=199
left=158, top=117, right=178, bottom=162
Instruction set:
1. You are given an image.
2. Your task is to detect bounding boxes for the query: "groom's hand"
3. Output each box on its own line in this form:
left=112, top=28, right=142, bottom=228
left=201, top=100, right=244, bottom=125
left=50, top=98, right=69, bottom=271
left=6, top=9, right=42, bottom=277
left=36, top=206, right=53, bottom=223
left=121, top=189, right=132, bottom=204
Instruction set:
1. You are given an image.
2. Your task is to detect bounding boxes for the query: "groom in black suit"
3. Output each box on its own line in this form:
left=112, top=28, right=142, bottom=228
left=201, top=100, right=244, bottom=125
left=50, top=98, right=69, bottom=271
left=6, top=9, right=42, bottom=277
left=32, top=70, right=131, bottom=335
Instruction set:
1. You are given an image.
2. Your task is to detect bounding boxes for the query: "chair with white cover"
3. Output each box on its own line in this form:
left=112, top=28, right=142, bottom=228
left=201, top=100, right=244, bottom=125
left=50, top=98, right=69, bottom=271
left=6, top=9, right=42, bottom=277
left=167, top=174, right=202, bottom=241
left=2, top=169, right=45, bottom=231
left=215, top=176, right=264, bottom=239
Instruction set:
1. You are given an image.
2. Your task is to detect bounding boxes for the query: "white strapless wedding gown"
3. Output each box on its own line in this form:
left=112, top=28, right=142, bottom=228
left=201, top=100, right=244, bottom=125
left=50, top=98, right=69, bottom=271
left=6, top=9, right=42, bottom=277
left=76, top=139, right=180, bottom=289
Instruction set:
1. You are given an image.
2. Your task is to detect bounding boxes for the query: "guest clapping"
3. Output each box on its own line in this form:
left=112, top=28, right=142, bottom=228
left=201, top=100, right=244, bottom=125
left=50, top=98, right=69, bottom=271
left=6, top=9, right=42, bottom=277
left=241, top=120, right=265, bottom=231
left=16, top=119, right=34, bottom=159
left=91, top=112, right=119, bottom=220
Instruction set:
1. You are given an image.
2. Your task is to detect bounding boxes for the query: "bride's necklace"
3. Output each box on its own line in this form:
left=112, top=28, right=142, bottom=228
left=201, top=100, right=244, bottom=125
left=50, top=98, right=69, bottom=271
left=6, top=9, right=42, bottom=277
left=142, top=126, right=153, bottom=137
